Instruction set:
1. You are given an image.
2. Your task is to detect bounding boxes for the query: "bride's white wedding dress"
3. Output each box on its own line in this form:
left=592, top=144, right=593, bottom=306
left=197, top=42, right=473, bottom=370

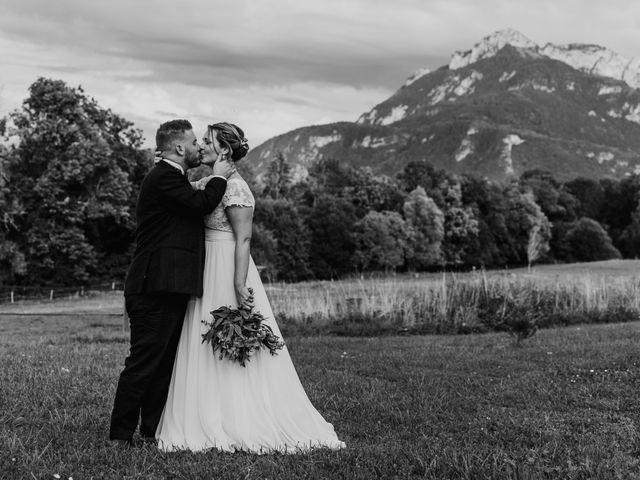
left=156, top=176, right=345, bottom=453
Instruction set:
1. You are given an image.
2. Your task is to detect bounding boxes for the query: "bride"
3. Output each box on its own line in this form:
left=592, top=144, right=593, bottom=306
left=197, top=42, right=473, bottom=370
left=156, top=122, right=345, bottom=453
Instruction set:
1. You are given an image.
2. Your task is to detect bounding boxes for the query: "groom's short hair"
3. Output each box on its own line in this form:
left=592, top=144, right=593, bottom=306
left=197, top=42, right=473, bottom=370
left=156, top=119, right=193, bottom=151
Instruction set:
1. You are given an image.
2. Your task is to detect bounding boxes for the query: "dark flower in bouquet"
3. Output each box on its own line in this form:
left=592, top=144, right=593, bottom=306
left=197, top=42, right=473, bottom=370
left=201, top=290, right=285, bottom=367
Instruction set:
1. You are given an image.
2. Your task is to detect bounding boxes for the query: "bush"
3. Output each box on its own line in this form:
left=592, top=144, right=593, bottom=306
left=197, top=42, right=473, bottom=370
left=551, top=217, right=621, bottom=262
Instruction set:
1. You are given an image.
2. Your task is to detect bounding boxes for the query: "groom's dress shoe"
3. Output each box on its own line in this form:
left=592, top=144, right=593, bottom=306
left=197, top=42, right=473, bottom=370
left=138, top=436, right=158, bottom=447
left=109, top=439, right=132, bottom=449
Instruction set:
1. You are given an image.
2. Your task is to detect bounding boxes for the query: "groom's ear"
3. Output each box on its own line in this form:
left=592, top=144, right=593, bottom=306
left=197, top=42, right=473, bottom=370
left=174, top=143, right=186, bottom=156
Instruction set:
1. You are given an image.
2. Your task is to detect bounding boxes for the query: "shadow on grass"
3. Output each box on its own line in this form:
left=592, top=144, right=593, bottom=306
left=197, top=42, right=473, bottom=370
left=71, top=334, right=128, bottom=344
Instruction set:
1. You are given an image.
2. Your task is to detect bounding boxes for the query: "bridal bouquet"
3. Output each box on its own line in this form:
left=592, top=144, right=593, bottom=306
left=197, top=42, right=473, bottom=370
left=201, top=293, right=285, bottom=367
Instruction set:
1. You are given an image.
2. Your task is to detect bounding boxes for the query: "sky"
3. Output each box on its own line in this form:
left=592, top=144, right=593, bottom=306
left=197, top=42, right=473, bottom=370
left=1, top=0, right=639, bottom=148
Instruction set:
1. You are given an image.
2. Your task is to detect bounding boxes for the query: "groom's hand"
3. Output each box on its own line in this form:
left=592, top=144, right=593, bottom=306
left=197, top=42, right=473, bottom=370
left=213, top=158, right=236, bottom=179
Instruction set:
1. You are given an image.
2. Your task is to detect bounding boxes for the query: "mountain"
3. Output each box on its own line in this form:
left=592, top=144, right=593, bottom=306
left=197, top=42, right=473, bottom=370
left=247, top=29, right=640, bottom=182
left=450, top=29, right=640, bottom=90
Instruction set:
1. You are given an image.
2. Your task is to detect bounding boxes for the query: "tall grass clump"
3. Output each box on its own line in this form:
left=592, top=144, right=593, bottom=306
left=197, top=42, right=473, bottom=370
left=268, top=271, right=640, bottom=336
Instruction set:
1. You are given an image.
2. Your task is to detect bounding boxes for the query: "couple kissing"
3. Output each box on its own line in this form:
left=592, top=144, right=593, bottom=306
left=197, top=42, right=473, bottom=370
left=108, top=119, right=345, bottom=453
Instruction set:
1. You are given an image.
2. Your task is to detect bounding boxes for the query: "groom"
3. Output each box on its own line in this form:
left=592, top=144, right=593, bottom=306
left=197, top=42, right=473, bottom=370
left=109, top=119, right=235, bottom=446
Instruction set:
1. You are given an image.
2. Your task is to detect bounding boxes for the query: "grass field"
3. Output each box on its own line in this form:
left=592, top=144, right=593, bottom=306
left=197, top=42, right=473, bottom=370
left=3, top=260, right=640, bottom=478
left=3, top=315, right=640, bottom=478
left=5, top=259, right=640, bottom=335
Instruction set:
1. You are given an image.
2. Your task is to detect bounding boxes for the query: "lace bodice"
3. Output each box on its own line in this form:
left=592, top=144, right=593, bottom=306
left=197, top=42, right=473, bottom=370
left=194, top=176, right=255, bottom=232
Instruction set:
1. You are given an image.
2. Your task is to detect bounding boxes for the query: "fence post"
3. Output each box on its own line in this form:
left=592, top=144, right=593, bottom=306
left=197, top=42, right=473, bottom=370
left=50, top=290, right=53, bottom=301
left=10, top=291, right=14, bottom=303
left=123, top=299, right=130, bottom=334
left=111, top=282, right=115, bottom=290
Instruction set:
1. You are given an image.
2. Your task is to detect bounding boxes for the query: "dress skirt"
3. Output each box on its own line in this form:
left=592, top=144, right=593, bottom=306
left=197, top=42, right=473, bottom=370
left=156, top=229, right=345, bottom=453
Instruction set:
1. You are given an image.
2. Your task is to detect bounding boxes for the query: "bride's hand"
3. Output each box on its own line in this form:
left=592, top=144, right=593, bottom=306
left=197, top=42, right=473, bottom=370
left=235, top=285, right=255, bottom=310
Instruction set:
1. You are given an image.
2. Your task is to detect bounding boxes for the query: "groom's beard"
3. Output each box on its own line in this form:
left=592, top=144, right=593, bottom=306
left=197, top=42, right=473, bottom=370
left=184, top=150, right=201, bottom=169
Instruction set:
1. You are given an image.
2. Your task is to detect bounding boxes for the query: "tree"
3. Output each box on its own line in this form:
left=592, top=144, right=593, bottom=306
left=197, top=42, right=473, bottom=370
left=343, top=168, right=405, bottom=217
left=262, top=151, right=293, bottom=199
left=304, top=195, right=357, bottom=279
left=397, top=160, right=449, bottom=205
left=552, top=218, right=621, bottom=262
left=460, top=175, right=504, bottom=266
left=253, top=198, right=313, bottom=282
left=309, top=158, right=404, bottom=216
left=520, top=169, right=577, bottom=222
left=250, top=223, right=279, bottom=282
left=462, top=178, right=550, bottom=267
left=440, top=180, right=479, bottom=266
left=0, top=150, right=26, bottom=284
left=403, top=187, right=444, bottom=269
left=527, top=199, right=551, bottom=268
left=564, top=177, right=604, bottom=220
left=508, top=189, right=551, bottom=267
left=236, top=157, right=261, bottom=196
left=352, top=211, right=412, bottom=272
left=2, top=77, right=150, bottom=285
left=400, top=169, right=480, bottom=266
left=308, top=157, right=356, bottom=195
left=611, top=196, right=640, bottom=257
left=598, top=176, right=640, bottom=250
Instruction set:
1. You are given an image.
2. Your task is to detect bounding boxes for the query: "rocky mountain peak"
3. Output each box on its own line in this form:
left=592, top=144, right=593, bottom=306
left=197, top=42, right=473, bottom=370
left=447, top=29, right=640, bottom=90
left=541, top=42, right=640, bottom=89
left=449, top=29, right=538, bottom=70
left=404, top=67, right=431, bottom=87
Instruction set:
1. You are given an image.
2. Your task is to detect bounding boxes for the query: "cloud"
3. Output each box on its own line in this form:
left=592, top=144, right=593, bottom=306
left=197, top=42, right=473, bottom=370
left=95, top=80, right=390, bottom=147
left=0, top=0, right=452, bottom=89
left=1, top=0, right=640, bottom=147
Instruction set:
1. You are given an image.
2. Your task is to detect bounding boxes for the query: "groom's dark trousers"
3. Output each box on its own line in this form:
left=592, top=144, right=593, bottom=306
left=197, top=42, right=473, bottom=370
left=109, top=161, right=227, bottom=442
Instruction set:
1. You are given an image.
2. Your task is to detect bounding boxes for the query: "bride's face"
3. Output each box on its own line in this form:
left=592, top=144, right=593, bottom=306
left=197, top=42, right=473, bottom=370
left=201, top=131, right=227, bottom=165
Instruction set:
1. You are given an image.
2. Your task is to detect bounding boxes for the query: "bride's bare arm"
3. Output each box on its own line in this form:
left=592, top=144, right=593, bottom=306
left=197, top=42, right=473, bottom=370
left=227, top=206, right=255, bottom=309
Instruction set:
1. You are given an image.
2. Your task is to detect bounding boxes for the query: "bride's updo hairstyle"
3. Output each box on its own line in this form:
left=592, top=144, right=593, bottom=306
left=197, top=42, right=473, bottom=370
left=208, top=122, right=249, bottom=162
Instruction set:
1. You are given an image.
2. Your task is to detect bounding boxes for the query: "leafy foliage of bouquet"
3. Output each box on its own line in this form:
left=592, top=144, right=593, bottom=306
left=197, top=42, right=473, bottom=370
left=201, top=298, right=285, bottom=367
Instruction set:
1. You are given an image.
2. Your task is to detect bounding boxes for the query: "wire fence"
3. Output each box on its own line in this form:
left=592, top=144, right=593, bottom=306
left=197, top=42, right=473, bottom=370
left=0, top=281, right=124, bottom=304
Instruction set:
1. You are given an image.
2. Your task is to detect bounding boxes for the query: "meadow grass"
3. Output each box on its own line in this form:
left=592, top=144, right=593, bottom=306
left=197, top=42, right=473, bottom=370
left=4, top=260, right=640, bottom=336
left=3, top=260, right=640, bottom=478
left=266, top=260, right=640, bottom=336
left=3, top=312, right=640, bottom=479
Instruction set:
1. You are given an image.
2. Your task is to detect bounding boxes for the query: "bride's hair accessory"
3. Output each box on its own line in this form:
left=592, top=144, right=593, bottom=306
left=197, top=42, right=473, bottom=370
left=208, top=122, right=250, bottom=161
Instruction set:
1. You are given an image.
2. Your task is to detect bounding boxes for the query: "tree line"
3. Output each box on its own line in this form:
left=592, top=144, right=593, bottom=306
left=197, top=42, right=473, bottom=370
left=0, top=78, right=635, bottom=286
left=250, top=156, right=629, bottom=281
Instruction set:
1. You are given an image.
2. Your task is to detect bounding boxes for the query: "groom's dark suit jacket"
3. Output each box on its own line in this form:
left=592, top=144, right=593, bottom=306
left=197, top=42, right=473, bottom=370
left=124, top=161, right=226, bottom=297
